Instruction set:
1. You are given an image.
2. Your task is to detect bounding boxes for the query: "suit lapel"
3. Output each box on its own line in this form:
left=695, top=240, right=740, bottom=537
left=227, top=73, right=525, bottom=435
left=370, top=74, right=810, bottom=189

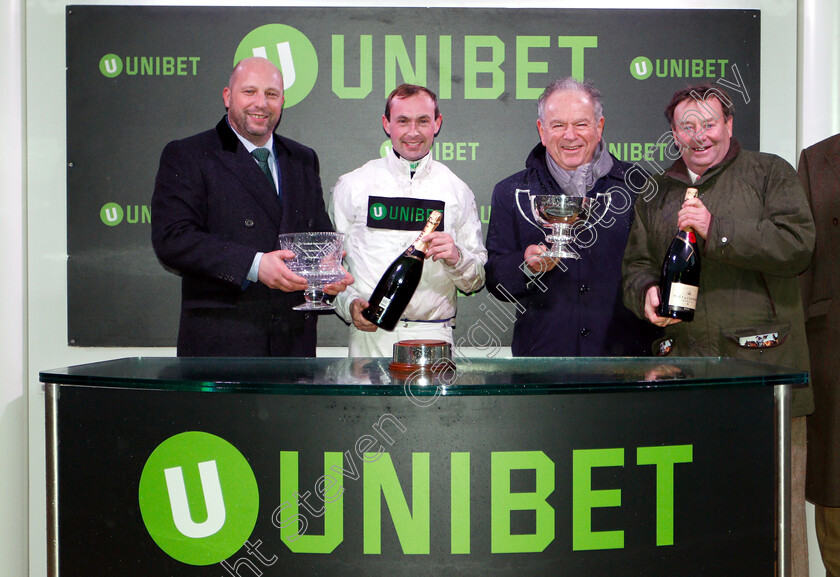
left=214, top=118, right=283, bottom=227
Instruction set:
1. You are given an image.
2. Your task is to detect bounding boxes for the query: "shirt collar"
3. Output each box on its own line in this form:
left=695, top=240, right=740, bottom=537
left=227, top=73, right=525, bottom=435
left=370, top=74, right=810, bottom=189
left=226, top=115, right=275, bottom=158
left=390, top=149, right=432, bottom=178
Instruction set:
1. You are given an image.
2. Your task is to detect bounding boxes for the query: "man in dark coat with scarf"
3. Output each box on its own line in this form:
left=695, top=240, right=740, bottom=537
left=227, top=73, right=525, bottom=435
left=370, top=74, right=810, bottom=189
left=485, top=77, right=659, bottom=356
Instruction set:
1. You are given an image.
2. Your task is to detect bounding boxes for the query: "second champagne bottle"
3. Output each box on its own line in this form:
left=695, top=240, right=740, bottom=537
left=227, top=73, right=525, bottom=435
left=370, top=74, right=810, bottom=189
left=657, top=187, right=701, bottom=322
left=362, top=210, right=443, bottom=330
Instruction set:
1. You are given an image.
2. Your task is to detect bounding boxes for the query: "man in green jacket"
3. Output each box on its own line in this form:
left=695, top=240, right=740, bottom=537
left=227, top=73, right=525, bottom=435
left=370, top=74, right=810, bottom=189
left=622, top=83, right=815, bottom=577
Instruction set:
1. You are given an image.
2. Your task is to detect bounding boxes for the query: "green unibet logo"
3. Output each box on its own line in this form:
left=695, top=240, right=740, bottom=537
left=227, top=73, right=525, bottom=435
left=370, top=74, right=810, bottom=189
left=100, top=203, right=151, bottom=226
left=99, top=53, right=200, bottom=78
left=138, top=432, right=259, bottom=566
left=379, top=140, right=393, bottom=158
left=369, top=203, right=387, bottom=220
left=100, top=54, right=123, bottom=78
left=234, top=24, right=318, bottom=108
left=100, top=202, right=124, bottom=226
left=630, top=56, right=653, bottom=80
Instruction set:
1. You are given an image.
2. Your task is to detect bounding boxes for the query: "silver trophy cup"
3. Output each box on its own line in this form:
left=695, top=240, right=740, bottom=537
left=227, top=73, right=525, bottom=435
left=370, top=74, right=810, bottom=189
left=515, top=190, right=612, bottom=260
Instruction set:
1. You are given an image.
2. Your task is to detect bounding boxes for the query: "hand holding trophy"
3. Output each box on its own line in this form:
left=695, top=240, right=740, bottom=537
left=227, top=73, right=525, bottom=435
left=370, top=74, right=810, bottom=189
left=277, top=231, right=346, bottom=311
left=515, top=190, right=611, bottom=260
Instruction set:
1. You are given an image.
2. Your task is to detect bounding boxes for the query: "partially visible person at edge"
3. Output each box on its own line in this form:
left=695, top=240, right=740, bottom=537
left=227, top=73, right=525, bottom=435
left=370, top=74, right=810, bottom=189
left=622, top=83, right=815, bottom=577
left=152, top=56, right=352, bottom=357
left=798, top=132, right=840, bottom=577
left=331, top=84, right=486, bottom=357
left=485, top=77, right=661, bottom=356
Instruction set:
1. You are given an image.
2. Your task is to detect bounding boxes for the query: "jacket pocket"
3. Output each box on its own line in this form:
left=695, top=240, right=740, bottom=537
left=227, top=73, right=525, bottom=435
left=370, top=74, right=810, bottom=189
left=719, top=323, right=794, bottom=366
left=806, top=298, right=833, bottom=319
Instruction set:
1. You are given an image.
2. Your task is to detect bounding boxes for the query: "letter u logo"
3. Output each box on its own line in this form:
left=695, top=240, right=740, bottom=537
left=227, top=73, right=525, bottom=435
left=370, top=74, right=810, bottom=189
left=103, top=58, right=119, bottom=74
left=164, top=460, right=226, bottom=538
left=103, top=207, right=119, bottom=222
left=370, top=203, right=386, bottom=220
left=252, top=42, right=296, bottom=89
left=634, top=61, right=648, bottom=76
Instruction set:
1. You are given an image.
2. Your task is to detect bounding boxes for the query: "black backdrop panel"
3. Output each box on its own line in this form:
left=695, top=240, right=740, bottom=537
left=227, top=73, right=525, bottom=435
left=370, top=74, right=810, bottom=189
left=56, top=385, right=773, bottom=575
left=66, top=6, right=760, bottom=346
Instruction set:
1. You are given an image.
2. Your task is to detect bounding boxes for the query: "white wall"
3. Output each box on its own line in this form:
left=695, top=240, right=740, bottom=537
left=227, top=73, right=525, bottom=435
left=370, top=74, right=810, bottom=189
left=11, top=1, right=821, bottom=576
left=0, top=0, right=26, bottom=575
left=799, top=0, right=840, bottom=149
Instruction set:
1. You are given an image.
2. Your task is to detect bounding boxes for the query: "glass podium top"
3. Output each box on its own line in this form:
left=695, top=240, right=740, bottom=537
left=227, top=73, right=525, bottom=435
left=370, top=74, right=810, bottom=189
left=39, top=356, right=807, bottom=396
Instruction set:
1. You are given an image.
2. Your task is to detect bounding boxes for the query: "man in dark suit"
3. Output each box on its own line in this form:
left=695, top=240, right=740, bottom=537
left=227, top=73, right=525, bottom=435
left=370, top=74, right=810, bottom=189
left=152, top=57, right=351, bottom=356
left=799, top=133, right=840, bottom=577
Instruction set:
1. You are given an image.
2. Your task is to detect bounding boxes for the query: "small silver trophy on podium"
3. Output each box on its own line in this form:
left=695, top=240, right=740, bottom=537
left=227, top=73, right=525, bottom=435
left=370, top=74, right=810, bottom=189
left=516, top=190, right=611, bottom=259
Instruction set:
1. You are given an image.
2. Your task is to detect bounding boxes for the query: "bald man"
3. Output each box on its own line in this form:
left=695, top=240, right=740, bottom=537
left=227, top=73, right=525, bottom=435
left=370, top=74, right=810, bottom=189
left=152, top=57, right=350, bottom=356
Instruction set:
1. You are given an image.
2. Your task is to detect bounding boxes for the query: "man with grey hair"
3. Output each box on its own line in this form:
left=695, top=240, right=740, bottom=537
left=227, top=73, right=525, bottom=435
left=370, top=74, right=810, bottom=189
left=485, top=77, right=659, bottom=356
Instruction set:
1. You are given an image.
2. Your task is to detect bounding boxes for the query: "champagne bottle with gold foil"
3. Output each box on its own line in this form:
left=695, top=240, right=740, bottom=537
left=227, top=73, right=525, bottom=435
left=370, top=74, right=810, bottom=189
left=657, top=188, right=701, bottom=321
left=362, top=210, right=443, bottom=330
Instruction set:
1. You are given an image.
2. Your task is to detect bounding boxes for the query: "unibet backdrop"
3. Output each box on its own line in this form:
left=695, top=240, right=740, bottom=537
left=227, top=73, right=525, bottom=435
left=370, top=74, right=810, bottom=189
left=66, top=6, right=760, bottom=347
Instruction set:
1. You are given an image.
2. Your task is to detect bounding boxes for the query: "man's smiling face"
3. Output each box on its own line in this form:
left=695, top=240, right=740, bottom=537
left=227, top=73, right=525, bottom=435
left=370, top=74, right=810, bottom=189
left=671, top=96, right=733, bottom=176
left=223, top=57, right=285, bottom=147
left=537, top=89, right=605, bottom=171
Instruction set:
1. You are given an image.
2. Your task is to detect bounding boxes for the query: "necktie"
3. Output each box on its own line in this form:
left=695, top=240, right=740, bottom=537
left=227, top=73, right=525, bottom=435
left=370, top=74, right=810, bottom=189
left=251, top=148, right=275, bottom=189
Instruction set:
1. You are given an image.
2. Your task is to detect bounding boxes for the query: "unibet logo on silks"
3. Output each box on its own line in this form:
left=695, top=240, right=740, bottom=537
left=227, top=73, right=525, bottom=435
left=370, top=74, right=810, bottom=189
left=234, top=24, right=318, bottom=108
left=369, top=203, right=387, bottom=221
left=366, top=196, right=446, bottom=232
left=138, top=431, right=259, bottom=565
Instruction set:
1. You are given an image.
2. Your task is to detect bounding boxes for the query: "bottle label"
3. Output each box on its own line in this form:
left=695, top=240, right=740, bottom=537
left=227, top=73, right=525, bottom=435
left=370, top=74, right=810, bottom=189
left=668, top=282, right=698, bottom=309
left=379, top=295, right=393, bottom=312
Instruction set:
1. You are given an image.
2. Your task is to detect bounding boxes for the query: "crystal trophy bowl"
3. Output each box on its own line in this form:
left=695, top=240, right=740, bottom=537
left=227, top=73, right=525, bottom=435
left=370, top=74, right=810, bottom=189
left=277, top=231, right=345, bottom=311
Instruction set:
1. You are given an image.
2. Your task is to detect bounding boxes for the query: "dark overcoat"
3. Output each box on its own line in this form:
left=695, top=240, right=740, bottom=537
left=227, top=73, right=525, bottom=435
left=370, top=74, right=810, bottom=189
left=799, top=133, right=840, bottom=506
left=485, top=143, right=661, bottom=356
left=151, top=116, right=334, bottom=356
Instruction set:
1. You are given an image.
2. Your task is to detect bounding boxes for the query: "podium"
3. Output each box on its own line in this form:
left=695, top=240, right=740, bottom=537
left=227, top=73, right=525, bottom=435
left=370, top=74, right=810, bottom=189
left=42, top=356, right=805, bottom=576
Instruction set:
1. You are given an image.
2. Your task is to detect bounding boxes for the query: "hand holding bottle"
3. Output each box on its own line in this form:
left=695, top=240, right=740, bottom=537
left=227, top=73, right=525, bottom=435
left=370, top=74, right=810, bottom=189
left=676, top=197, right=712, bottom=239
left=350, top=298, right=378, bottom=332
left=423, top=232, right=461, bottom=265
left=644, top=285, right=683, bottom=327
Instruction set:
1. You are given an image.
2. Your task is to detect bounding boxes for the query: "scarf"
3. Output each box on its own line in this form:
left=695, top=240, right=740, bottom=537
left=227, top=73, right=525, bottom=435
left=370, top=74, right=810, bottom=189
left=546, top=140, right=614, bottom=197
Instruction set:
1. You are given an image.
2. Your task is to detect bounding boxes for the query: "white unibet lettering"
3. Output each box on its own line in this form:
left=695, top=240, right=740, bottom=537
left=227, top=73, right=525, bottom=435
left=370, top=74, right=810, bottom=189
left=164, top=460, right=227, bottom=538
left=104, top=59, right=119, bottom=74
